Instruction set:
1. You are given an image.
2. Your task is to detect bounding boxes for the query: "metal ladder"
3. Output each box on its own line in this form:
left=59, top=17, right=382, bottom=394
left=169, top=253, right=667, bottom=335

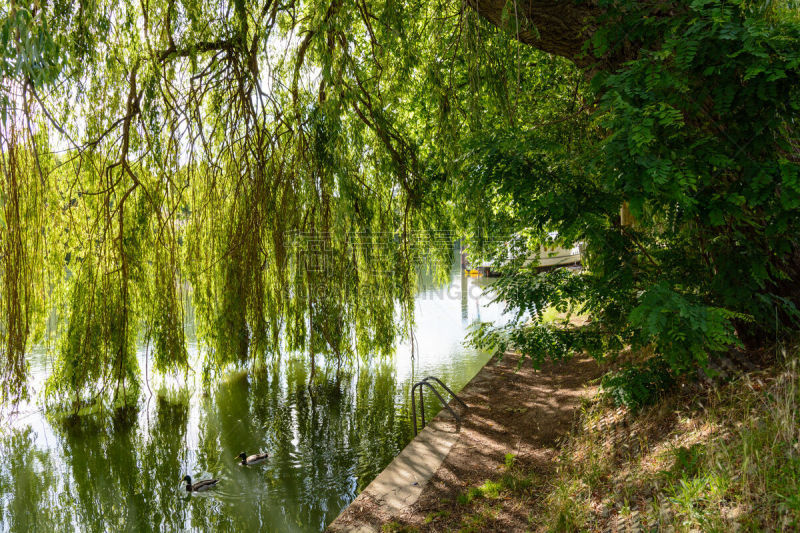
left=411, top=376, right=468, bottom=435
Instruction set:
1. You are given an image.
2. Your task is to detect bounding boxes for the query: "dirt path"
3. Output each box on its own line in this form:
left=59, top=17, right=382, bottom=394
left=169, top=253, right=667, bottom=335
left=329, top=353, right=602, bottom=532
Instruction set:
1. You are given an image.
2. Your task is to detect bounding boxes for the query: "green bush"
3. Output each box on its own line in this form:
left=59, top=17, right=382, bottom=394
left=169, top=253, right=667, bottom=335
left=463, top=0, right=800, bottom=376
left=601, top=357, right=675, bottom=410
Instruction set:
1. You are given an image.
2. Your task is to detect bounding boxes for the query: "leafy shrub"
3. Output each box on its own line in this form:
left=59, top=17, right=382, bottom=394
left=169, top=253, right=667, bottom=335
left=601, top=357, right=675, bottom=410
left=462, top=0, right=800, bottom=377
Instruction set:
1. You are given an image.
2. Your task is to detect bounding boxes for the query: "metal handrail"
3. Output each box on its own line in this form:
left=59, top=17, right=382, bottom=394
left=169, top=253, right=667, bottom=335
left=422, top=376, right=468, bottom=410
left=411, top=377, right=468, bottom=435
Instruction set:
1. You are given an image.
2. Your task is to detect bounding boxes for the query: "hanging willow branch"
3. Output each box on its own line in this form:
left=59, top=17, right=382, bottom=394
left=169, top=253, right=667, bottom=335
left=0, top=119, right=44, bottom=405
left=0, top=0, right=469, bottom=409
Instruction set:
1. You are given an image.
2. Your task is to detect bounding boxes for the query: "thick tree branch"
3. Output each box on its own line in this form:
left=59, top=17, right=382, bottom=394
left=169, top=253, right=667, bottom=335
left=465, top=0, right=603, bottom=66
left=156, top=39, right=238, bottom=62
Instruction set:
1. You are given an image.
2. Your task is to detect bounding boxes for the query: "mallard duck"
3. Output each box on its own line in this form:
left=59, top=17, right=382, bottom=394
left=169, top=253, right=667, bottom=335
left=237, top=451, right=269, bottom=466
left=182, top=475, right=219, bottom=492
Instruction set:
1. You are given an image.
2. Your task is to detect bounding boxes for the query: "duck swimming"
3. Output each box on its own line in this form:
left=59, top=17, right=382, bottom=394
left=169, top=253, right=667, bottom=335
left=182, top=475, right=219, bottom=492
left=237, top=451, right=269, bottom=466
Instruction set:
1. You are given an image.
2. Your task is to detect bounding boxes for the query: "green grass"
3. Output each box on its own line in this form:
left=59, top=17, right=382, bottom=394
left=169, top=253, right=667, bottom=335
left=456, top=453, right=534, bottom=505
left=504, top=452, right=517, bottom=470
left=423, top=510, right=450, bottom=524
left=448, top=452, right=541, bottom=530
left=381, top=521, right=418, bottom=533
left=456, top=486, right=484, bottom=505
left=458, top=508, right=497, bottom=533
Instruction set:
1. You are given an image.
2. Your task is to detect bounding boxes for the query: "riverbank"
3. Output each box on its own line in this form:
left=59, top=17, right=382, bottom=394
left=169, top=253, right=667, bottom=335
left=332, top=348, right=800, bottom=531
left=327, top=352, right=602, bottom=531
left=534, top=351, right=800, bottom=530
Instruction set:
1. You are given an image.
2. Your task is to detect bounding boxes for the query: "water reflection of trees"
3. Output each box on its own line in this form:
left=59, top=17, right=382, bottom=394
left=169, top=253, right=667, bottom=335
left=197, top=358, right=417, bottom=531
left=0, top=397, right=188, bottom=532
left=0, top=357, right=423, bottom=532
left=54, top=399, right=190, bottom=532
left=0, top=427, right=66, bottom=530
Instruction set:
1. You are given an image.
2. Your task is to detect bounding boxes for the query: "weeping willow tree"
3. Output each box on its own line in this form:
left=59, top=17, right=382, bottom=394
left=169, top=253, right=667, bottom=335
left=1, top=0, right=509, bottom=408
left=4, top=0, right=720, bottom=413
left=8, top=0, right=795, bottom=415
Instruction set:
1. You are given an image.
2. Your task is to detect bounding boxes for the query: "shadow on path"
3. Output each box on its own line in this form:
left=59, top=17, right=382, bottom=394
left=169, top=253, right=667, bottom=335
left=328, top=353, right=602, bottom=532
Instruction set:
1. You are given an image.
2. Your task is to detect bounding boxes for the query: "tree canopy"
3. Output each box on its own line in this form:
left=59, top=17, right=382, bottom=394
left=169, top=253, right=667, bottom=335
left=1, top=0, right=799, bottom=409
left=1, top=0, right=547, bottom=407
left=467, top=0, right=800, bottom=384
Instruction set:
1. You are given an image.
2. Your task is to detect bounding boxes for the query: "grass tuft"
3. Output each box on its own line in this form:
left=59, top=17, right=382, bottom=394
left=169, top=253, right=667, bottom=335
left=381, top=521, right=417, bottom=533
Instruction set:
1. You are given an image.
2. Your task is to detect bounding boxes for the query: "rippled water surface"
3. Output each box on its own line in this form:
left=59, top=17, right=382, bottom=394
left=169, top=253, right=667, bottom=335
left=0, top=265, right=504, bottom=532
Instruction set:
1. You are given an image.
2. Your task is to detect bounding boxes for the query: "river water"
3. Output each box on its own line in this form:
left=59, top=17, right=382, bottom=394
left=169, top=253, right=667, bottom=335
left=0, top=265, right=504, bottom=532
